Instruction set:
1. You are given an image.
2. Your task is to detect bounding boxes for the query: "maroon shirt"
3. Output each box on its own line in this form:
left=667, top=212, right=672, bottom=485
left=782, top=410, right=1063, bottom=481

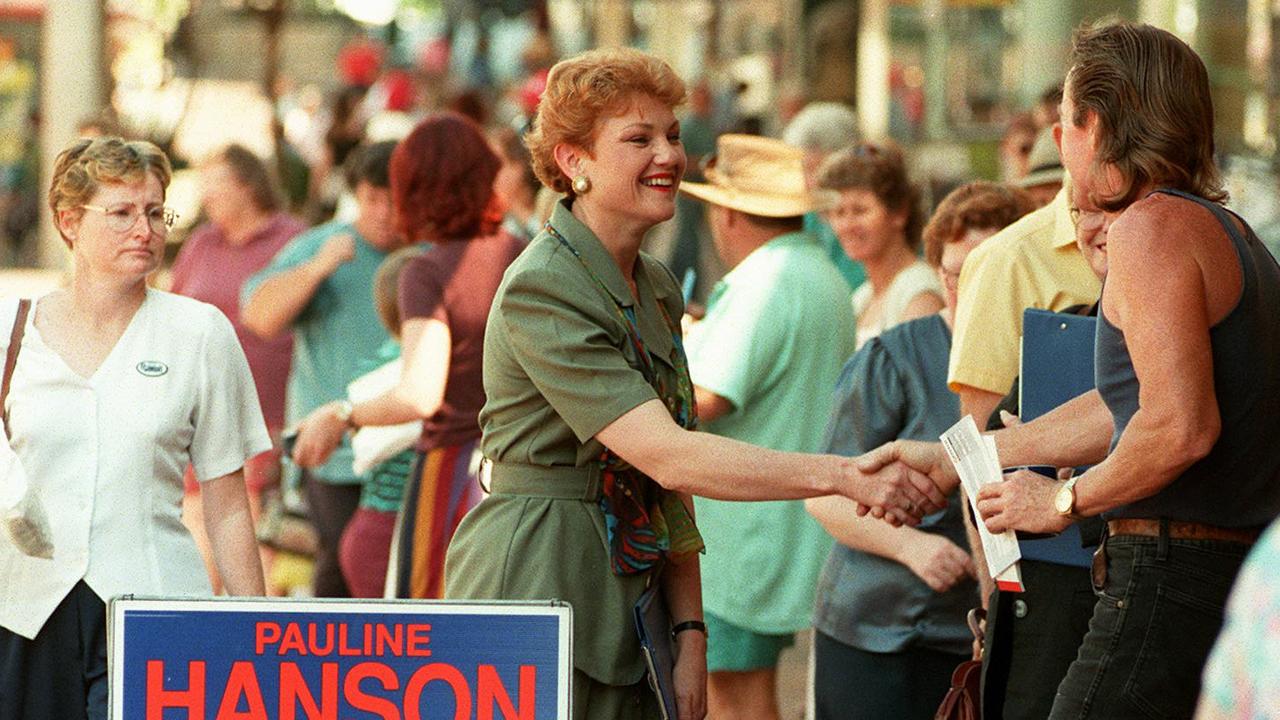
left=169, top=213, right=306, bottom=430
left=398, top=231, right=525, bottom=450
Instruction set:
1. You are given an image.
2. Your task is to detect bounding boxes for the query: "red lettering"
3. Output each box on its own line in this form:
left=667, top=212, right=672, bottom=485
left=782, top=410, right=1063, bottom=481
left=280, top=662, right=338, bottom=720
left=338, top=623, right=362, bottom=656
left=146, top=660, right=205, bottom=720
left=216, top=661, right=268, bottom=720
left=255, top=622, right=281, bottom=655
left=375, top=623, right=404, bottom=657
left=404, top=664, right=470, bottom=720
left=344, top=661, right=401, bottom=720
left=405, top=624, right=431, bottom=658
left=280, top=622, right=307, bottom=656
left=478, top=665, right=536, bottom=720
left=307, top=623, right=335, bottom=656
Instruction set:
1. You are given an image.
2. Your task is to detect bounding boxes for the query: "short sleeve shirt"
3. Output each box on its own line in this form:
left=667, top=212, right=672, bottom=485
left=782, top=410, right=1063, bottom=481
left=814, top=315, right=978, bottom=655
left=397, top=232, right=525, bottom=450
left=0, top=291, right=270, bottom=638
left=242, top=221, right=394, bottom=482
left=948, top=189, right=1101, bottom=395
left=684, top=231, right=856, bottom=632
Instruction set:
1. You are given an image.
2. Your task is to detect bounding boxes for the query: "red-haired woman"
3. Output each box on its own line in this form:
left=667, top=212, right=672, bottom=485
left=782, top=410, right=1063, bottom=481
left=291, top=112, right=523, bottom=598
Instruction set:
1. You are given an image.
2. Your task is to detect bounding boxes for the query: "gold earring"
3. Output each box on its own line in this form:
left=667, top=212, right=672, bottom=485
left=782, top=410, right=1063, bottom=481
left=572, top=175, right=591, bottom=194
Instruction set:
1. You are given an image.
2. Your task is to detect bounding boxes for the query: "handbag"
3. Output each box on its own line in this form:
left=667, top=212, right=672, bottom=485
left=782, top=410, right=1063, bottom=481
left=934, top=608, right=985, bottom=720
left=255, top=483, right=318, bottom=557
left=1, top=299, right=53, bottom=559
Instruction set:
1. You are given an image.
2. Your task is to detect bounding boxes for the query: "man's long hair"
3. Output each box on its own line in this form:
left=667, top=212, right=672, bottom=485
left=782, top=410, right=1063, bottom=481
left=1068, top=22, right=1227, bottom=211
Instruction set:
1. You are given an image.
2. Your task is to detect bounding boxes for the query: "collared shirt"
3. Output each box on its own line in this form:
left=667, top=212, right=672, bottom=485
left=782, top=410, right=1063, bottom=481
left=685, top=230, right=855, bottom=632
left=0, top=291, right=270, bottom=639
left=948, top=188, right=1102, bottom=395
left=242, top=220, right=393, bottom=483
left=447, top=199, right=688, bottom=684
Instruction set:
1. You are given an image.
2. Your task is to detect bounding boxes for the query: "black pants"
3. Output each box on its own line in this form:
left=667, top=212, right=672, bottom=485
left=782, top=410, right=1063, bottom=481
left=1047, top=532, right=1248, bottom=719
left=814, top=630, right=966, bottom=720
left=0, top=581, right=108, bottom=720
left=981, top=559, right=1095, bottom=720
left=303, top=471, right=363, bottom=598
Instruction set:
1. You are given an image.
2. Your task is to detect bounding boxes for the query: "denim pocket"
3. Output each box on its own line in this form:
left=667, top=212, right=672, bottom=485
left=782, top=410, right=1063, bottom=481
left=1125, top=581, right=1228, bottom=719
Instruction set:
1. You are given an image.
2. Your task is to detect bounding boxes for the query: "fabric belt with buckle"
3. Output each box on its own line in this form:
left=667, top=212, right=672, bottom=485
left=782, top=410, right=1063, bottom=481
left=481, top=459, right=604, bottom=502
left=1106, top=518, right=1262, bottom=545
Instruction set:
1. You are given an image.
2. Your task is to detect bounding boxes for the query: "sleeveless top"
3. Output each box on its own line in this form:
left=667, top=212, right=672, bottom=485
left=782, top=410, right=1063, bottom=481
left=851, top=260, right=944, bottom=349
left=1096, top=188, right=1280, bottom=527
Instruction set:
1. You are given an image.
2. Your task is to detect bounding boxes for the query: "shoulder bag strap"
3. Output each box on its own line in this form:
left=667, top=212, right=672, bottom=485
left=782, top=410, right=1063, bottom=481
left=2, top=299, right=32, bottom=439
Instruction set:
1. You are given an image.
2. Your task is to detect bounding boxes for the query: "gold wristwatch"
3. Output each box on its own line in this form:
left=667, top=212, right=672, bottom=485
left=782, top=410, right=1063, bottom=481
left=1054, top=476, right=1080, bottom=519
left=332, top=399, right=356, bottom=429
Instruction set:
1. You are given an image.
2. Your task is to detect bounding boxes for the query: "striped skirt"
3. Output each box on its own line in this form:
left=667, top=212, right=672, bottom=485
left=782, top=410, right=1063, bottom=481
left=393, top=440, right=484, bottom=598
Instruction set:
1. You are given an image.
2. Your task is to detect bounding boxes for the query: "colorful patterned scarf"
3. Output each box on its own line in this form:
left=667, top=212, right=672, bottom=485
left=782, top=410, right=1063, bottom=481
left=546, top=223, right=705, bottom=575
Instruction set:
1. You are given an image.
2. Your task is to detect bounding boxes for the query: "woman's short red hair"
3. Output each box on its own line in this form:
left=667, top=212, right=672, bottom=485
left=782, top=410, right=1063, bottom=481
left=526, top=47, right=685, bottom=196
left=390, top=112, right=501, bottom=242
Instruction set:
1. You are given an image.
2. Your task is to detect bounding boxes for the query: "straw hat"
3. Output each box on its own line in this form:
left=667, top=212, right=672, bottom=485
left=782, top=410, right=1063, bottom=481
left=1018, top=126, right=1064, bottom=189
left=681, top=134, right=838, bottom=218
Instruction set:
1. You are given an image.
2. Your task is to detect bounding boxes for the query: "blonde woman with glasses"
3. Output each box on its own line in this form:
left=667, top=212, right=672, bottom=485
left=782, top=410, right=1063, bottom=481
left=0, top=137, right=267, bottom=720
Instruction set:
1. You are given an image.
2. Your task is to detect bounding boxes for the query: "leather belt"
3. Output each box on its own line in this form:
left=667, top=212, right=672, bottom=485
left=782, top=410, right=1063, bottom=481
left=482, top=459, right=603, bottom=502
left=1107, top=518, right=1261, bottom=545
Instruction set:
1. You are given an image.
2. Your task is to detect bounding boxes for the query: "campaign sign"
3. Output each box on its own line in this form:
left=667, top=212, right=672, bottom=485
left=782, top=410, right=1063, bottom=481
left=109, top=598, right=572, bottom=719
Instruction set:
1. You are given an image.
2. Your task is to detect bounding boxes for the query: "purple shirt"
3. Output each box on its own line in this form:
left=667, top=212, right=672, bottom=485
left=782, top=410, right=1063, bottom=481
left=170, top=213, right=306, bottom=429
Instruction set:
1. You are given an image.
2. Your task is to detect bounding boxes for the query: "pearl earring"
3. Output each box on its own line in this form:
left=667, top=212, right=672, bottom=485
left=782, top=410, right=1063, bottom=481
left=572, top=175, right=591, bottom=194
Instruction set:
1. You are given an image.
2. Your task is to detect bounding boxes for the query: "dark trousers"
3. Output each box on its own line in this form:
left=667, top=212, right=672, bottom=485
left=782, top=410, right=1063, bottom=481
left=1047, top=532, right=1248, bottom=719
left=0, top=581, right=108, bottom=720
left=303, top=471, right=362, bottom=598
left=814, top=630, right=966, bottom=720
left=981, top=559, right=1095, bottom=720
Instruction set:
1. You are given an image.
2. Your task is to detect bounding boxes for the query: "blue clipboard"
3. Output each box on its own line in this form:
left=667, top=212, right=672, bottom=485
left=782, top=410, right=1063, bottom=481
left=634, top=585, right=678, bottom=720
left=1018, top=308, right=1098, bottom=567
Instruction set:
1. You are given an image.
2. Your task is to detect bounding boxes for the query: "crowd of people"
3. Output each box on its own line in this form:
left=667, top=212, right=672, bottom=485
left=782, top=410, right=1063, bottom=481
left=2, top=17, right=1279, bottom=720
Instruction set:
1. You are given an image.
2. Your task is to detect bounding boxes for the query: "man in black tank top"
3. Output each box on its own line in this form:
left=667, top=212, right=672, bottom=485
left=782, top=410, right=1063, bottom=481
left=859, top=20, right=1280, bottom=720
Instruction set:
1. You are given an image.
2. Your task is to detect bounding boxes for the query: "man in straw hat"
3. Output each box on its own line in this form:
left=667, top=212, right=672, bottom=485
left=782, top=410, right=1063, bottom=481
left=679, top=134, right=856, bottom=720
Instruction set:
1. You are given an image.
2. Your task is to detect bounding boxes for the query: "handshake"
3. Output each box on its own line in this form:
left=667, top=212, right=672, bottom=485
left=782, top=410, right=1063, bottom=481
left=846, top=440, right=960, bottom=527
left=851, top=438, right=1075, bottom=536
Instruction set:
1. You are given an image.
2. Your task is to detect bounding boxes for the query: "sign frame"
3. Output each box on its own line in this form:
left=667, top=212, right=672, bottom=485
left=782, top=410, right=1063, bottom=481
left=109, top=596, right=573, bottom=720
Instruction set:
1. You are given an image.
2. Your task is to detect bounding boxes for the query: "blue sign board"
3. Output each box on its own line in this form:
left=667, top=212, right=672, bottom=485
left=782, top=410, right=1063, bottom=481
left=109, top=597, right=572, bottom=719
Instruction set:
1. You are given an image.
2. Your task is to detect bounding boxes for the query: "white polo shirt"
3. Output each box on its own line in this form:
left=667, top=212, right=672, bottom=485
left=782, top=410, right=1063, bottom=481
left=0, top=289, right=270, bottom=639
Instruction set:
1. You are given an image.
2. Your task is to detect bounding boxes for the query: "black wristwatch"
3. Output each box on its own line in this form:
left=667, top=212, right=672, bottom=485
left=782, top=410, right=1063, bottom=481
left=671, top=620, right=707, bottom=640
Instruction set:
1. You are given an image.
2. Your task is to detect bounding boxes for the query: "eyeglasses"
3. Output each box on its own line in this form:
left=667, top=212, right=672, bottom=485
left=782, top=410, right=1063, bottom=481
left=81, top=204, right=179, bottom=234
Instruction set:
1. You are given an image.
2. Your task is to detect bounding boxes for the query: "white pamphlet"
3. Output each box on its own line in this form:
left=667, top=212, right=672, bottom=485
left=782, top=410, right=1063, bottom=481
left=940, top=415, right=1024, bottom=592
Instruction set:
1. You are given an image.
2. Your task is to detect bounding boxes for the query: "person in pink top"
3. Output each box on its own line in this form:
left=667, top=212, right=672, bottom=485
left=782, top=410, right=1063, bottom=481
left=169, top=144, right=306, bottom=591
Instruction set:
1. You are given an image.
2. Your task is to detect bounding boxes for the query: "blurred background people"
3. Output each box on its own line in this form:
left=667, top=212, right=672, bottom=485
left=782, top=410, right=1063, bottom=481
left=807, top=180, right=1036, bottom=720
left=170, top=143, right=306, bottom=593
left=781, top=101, right=866, bottom=292
left=817, top=141, right=943, bottom=349
left=491, top=126, right=541, bottom=243
left=1017, top=127, right=1066, bottom=208
left=241, top=139, right=403, bottom=599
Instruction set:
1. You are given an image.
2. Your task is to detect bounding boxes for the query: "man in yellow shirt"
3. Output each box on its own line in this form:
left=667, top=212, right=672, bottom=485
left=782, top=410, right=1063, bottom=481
left=947, top=182, right=1102, bottom=720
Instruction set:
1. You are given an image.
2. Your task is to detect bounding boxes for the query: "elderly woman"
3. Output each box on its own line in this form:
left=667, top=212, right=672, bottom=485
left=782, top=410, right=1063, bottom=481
left=807, top=182, right=1036, bottom=720
left=291, top=112, right=526, bottom=599
left=0, top=137, right=266, bottom=719
left=817, top=142, right=944, bottom=349
left=442, top=47, right=945, bottom=720
left=170, top=143, right=306, bottom=591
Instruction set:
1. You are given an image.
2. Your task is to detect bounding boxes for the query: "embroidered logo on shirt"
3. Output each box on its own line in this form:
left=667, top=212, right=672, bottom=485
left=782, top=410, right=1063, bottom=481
left=136, top=361, right=168, bottom=377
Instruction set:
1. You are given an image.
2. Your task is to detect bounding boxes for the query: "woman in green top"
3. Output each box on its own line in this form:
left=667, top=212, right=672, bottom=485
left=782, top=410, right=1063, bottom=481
left=444, top=47, right=947, bottom=720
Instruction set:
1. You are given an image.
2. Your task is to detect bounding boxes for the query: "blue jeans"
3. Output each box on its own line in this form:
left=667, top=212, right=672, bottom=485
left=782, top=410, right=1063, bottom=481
left=1048, top=530, right=1249, bottom=719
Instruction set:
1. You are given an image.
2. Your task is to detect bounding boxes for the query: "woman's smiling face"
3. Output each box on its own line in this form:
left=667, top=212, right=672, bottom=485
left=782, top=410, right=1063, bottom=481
left=577, top=93, right=686, bottom=227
